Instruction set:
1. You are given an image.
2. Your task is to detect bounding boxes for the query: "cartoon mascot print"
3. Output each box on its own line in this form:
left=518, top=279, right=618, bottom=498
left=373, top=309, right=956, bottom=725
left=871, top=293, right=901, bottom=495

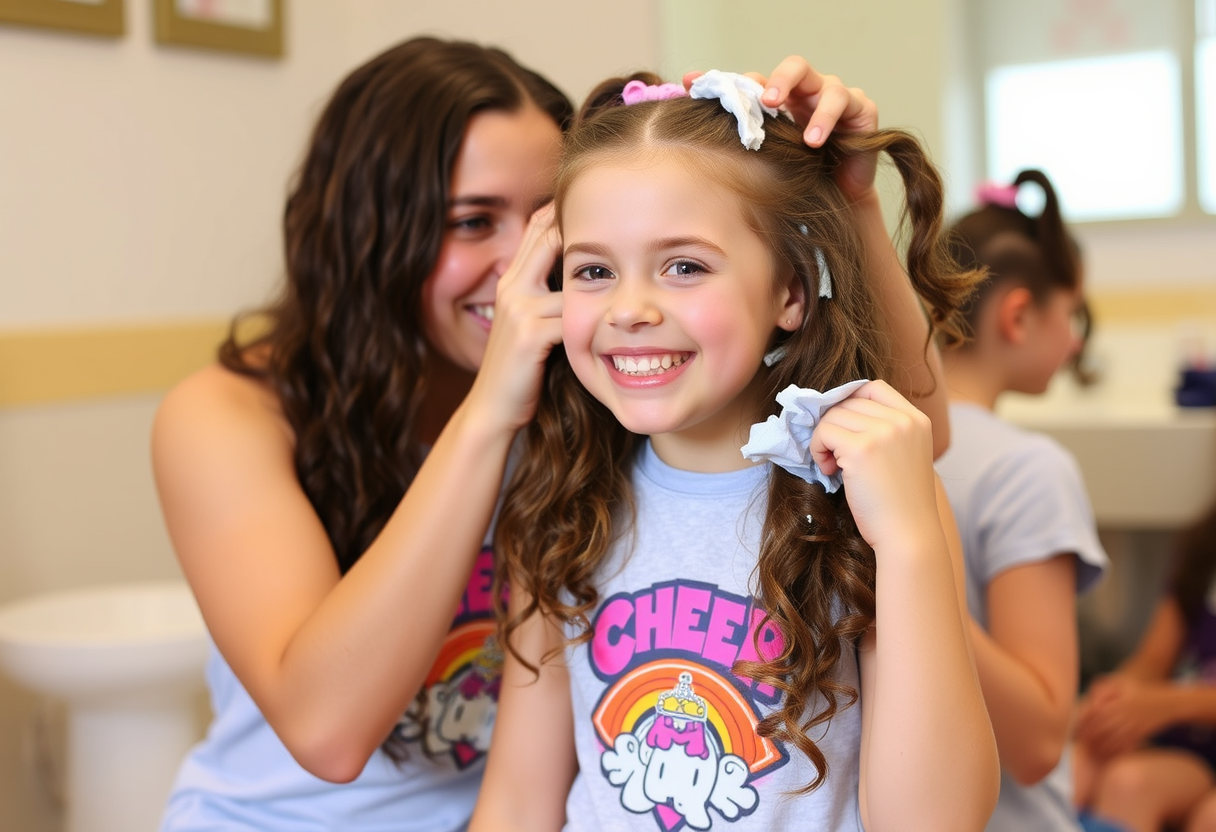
left=393, top=546, right=502, bottom=768
left=601, top=671, right=759, bottom=830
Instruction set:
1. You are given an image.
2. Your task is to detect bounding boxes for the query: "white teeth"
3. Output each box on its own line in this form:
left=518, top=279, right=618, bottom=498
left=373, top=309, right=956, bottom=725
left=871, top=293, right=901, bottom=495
left=611, top=353, right=687, bottom=376
left=470, top=304, right=495, bottom=322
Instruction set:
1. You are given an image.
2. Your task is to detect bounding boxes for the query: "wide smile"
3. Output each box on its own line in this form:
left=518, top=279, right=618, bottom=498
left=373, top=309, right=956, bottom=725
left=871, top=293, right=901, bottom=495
left=604, top=351, right=695, bottom=386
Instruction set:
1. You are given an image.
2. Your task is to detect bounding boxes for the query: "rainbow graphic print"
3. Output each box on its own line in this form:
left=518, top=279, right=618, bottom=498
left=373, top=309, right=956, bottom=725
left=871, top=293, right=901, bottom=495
left=589, top=579, right=789, bottom=831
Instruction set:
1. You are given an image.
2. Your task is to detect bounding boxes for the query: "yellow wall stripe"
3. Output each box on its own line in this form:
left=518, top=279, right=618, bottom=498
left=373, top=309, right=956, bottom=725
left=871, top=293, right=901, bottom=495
left=0, top=287, right=1212, bottom=408
left=0, top=320, right=230, bottom=408
left=1091, top=287, right=1216, bottom=324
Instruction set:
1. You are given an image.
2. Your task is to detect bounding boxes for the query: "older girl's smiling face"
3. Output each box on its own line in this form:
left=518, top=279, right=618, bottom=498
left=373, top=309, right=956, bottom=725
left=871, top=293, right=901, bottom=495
left=559, top=153, right=802, bottom=471
left=422, top=104, right=562, bottom=373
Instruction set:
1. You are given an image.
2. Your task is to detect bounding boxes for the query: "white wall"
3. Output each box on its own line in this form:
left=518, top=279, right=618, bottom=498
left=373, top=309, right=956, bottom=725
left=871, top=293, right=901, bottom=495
left=0, top=3, right=658, bottom=829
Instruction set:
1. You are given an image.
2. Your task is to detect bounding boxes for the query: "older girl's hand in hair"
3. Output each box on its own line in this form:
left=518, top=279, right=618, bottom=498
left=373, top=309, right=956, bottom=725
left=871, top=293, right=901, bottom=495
left=684, top=57, right=878, bottom=201
left=463, top=203, right=564, bottom=434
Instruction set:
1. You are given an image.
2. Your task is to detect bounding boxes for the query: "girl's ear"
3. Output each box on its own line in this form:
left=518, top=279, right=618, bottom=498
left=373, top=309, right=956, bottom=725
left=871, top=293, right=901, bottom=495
left=996, top=285, right=1034, bottom=345
left=775, top=269, right=806, bottom=332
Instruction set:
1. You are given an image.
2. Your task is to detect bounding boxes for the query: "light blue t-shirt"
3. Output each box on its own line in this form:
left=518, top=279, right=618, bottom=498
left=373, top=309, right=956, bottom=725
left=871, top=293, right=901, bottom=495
left=561, top=443, right=863, bottom=832
left=160, top=544, right=500, bottom=832
left=936, top=401, right=1109, bottom=832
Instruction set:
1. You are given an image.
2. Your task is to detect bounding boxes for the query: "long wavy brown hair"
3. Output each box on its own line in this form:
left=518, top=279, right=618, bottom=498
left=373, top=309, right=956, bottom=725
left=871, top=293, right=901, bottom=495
left=495, top=73, right=979, bottom=790
left=215, top=37, right=573, bottom=758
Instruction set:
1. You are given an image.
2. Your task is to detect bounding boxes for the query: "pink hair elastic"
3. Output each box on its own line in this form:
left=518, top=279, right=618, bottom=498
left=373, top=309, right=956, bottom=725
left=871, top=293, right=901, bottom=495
left=621, top=79, right=688, bottom=105
left=975, top=181, right=1019, bottom=209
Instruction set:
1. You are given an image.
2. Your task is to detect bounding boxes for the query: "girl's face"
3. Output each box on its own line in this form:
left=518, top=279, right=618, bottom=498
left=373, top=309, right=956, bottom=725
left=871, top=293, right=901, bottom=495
left=422, top=104, right=562, bottom=372
left=1015, top=284, right=1086, bottom=394
left=560, top=154, right=802, bottom=472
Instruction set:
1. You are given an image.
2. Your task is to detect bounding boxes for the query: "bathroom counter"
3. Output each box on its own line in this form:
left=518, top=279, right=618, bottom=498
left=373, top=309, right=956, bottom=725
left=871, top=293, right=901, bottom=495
left=998, top=397, right=1216, bottom=530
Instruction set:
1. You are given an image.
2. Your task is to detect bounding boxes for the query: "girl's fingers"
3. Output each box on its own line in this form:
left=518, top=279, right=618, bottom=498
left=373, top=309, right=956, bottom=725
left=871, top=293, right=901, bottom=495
left=500, top=203, right=560, bottom=296
left=829, top=379, right=922, bottom=419
left=807, top=381, right=933, bottom=482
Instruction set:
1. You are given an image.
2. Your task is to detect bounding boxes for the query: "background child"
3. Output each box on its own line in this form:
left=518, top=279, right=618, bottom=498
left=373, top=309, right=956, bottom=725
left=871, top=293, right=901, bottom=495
left=1074, top=501, right=1216, bottom=832
left=934, top=169, right=1110, bottom=832
left=471, top=71, right=998, bottom=832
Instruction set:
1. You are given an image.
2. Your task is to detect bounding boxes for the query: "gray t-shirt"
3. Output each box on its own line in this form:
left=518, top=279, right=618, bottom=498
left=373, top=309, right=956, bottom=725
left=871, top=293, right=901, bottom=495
left=561, top=442, right=863, bottom=832
left=936, top=401, right=1109, bottom=832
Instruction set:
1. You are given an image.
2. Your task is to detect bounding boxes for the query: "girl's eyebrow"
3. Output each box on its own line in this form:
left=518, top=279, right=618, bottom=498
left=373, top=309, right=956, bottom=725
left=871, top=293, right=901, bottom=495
left=647, top=236, right=726, bottom=257
left=564, top=241, right=611, bottom=258
left=563, top=236, right=727, bottom=259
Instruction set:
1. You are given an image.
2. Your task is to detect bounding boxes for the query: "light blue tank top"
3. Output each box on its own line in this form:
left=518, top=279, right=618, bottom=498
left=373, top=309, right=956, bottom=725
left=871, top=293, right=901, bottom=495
left=161, top=547, right=500, bottom=832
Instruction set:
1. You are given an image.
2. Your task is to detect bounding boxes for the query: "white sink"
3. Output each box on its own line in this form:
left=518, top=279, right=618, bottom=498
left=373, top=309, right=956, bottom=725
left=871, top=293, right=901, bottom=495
left=0, top=580, right=208, bottom=832
left=1001, top=400, right=1216, bottom=529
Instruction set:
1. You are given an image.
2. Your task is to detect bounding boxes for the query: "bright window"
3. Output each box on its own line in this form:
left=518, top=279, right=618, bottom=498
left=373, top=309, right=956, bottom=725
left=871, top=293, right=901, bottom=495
left=986, top=53, right=1184, bottom=221
left=975, top=0, right=1211, bottom=221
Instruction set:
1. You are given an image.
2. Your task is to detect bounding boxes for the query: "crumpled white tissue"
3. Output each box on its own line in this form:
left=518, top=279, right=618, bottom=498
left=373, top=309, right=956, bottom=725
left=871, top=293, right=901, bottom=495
left=689, top=70, right=779, bottom=151
left=740, top=380, right=869, bottom=492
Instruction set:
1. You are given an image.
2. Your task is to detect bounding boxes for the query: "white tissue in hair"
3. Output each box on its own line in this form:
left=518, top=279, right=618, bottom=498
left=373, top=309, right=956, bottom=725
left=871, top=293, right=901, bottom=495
left=688, top=70, right=778, bottom=151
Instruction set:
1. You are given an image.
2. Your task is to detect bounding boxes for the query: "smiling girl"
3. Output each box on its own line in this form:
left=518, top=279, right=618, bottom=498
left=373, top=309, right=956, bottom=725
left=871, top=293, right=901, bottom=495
left=471, top=72, right=999, bottom=832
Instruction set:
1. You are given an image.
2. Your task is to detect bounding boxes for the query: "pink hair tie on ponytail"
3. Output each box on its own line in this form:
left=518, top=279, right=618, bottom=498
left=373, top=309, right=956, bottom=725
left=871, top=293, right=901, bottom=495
left=975, top=181, right=1019, bottom=209
left=621, top=79, right=688, bottom=105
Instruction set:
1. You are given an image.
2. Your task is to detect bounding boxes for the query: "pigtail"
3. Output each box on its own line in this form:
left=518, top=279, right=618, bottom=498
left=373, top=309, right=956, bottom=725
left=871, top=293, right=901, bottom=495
left=1015, top=169, right=1079, bottom=295
left=832, top=132, right=983, bottom=350
left=1014, top=170, right=1096, bottom=384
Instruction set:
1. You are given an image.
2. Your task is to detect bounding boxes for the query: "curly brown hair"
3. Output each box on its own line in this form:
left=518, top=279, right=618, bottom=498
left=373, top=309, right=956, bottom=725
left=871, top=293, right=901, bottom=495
left=495, top=72, right=979, bottom=791
left=215, top=37, right=573, bottom=759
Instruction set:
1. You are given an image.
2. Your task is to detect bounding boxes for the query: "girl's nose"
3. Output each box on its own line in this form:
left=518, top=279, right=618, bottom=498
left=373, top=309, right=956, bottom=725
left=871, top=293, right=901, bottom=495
left=606, top=278, right=662, bottom=329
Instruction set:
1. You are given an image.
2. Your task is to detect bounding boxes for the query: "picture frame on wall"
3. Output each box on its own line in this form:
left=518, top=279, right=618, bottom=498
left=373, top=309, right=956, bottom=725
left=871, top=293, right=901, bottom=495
left=0, top=0, right=125, bottom=37
left=153, top=0, right=282, bottom=58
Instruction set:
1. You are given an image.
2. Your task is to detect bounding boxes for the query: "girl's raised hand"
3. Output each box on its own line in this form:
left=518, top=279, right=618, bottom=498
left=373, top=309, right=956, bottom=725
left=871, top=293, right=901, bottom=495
left=464, top=203, right=563, bottom=433
left=809, top=380, right=939, bottom=550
